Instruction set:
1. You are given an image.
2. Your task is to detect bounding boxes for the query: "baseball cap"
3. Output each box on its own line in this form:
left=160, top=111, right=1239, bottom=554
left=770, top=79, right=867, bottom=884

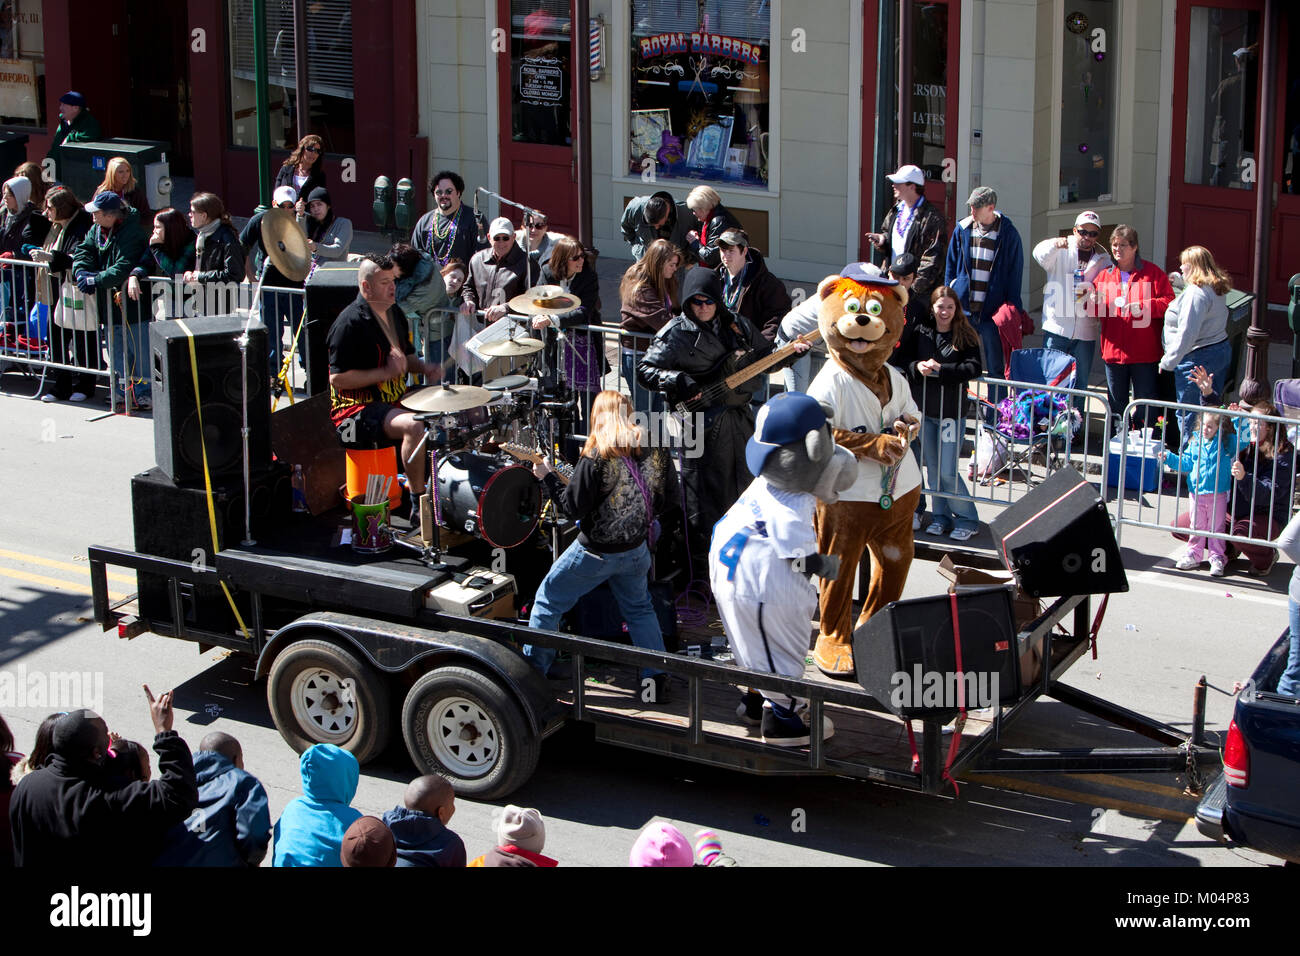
left=489, top=216, right=515, bottom=239
left=629, top=822, right=695, bottom=867
left=717, top=228, right=748, bottom=249
left=1074, top=210, right=1101, bottom=228
left=497, top=805, right=546, bottom=853
left=340, top=816, right=397, bottom=867
left=839, top=261, right=897, bottom=286
left=966, top=186, right=997, bottom=208
left=888, top=252, right=918, bottom=278
left=84, top=192, right=123, bottom=213
left=886, top=164, right=925, bottom=187
left=746, top=391, right=830, bottom=477
left=272, top=185, right=298, bottom=207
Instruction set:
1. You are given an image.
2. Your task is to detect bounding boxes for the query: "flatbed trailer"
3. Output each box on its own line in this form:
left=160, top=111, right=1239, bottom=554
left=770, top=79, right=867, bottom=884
left=88, top=526, right=1218, bottom=801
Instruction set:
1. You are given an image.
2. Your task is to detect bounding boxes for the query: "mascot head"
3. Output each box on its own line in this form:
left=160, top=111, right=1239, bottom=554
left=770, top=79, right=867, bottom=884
left=746, top=392, right=856, bottom=503
left=816, top=263, right=909, bottom=392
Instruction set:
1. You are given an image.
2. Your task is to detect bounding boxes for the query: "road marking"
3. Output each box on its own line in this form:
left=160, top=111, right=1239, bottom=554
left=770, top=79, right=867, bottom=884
left=1078, top=773, right=1197, bottom=800
left=971, top=773, right=1194, bottom=824
left=1126, top=568, right=1289, bottom=609
left=0, top=548, right=134, bottom=584
left=0, top=567, right=127, bottom=602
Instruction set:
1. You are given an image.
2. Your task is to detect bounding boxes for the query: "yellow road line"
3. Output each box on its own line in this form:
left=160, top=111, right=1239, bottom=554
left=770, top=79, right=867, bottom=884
left=0, top=567, right=127, bottom=602
left=971, top=773, right=1194, bottom=824
left=1081, top=773, right=1200, bottom=800
left=0, top=548, right=135, bottom=584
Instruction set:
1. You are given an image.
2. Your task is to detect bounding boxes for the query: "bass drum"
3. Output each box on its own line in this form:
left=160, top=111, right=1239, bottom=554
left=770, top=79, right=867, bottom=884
left=436, top=452, right=541, bottom=549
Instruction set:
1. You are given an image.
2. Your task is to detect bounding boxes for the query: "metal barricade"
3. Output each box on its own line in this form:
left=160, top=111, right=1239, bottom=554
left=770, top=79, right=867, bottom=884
left=1114, top=398, right=1300, bottom=558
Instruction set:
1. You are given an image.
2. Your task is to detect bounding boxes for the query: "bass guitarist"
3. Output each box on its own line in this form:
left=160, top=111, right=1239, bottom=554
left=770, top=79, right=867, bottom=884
left=637, top=267, right=807, bottom=581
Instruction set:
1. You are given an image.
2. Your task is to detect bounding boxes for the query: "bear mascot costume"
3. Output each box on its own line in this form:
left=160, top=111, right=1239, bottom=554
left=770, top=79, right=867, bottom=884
left=709, top=391, right=857, bottom=746
left=806, top=264, right=920, bottom=678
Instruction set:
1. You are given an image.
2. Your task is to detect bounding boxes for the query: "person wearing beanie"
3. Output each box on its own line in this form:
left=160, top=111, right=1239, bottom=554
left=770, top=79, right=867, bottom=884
left=298, top=186, right=352, bottom=267
left=340, top=816, right=397, bottom=867
left=46, top=91, right=103, bottom=160
left=272, top=744, right=362, bottom=867
left=628, top=821, right=695, bottom=867
left=468, top=805, right=559, bottom=867
left=0, top=174, right=51, bottom=330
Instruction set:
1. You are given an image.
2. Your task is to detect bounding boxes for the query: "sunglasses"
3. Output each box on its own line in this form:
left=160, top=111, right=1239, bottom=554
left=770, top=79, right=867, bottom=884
left=1077, top=228, right=1100, bottom=238
left=528, top=222, right=547, bottom=230
left=434, top=188, right=457, bottom=197
left=568, top=253, right=584, bottom=261
left=689, top=296, right=715, bottom=307
left=304, top=146, right=321, bottom=153
left=492, top=235, right=512, bottom=242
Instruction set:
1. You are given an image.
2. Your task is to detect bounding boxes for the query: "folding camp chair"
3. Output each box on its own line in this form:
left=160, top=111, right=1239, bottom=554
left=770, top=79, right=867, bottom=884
left=969, top=347, right=1080, bottom=485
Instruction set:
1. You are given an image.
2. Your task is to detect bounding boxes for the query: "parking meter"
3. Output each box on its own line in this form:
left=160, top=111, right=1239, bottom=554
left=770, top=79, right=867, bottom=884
left=394, top=177, right=416, bottom=234
left=372, top=175, right=393, bottom=231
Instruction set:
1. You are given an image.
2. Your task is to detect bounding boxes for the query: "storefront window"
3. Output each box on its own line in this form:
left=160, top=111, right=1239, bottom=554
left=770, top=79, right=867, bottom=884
left=1182, top=6, right=1258, bottom=190
left=629, top=0, right=772, bottom=188
left=511, top=0, right=572, bottom=147
left=1059, top=2, right=1116, bottom=204
left=0, top=0, right=46, bottom=128
left=227, top=0, right=355, bottom=155
left=909, top=1, right=949, bottom=182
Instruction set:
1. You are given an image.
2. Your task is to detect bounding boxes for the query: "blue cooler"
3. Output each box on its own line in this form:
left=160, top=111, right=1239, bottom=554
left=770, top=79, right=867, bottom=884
left=1107, top=432, right=1162, bottom=492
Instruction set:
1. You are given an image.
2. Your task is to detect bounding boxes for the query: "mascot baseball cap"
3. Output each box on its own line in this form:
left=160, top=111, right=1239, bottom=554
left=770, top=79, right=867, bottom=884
left=746, top=391, right=830, bottom=478
left=838, top=261, right=897, bottom=286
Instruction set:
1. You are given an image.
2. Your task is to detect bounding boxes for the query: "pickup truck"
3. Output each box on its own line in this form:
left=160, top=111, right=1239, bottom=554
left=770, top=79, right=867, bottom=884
left=1196, top=629, right=1300, bottom=865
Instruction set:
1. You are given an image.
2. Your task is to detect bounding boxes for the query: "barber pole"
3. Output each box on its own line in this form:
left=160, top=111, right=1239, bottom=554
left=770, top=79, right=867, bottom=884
left=589, top=19, right=603, bottom=79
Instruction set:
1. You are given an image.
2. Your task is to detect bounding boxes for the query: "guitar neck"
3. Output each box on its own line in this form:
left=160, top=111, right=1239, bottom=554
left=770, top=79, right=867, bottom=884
left=501, top=444, right=571, bottom=484
left=722, top=329, right=821, bottom=391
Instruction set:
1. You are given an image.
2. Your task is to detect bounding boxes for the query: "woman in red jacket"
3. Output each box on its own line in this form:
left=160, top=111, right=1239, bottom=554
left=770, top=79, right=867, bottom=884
left=1092, top=224, right=1174, bottom=432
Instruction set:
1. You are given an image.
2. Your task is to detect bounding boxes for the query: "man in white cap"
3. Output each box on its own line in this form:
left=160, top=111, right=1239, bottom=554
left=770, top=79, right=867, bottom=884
left=865, top=164, right=948, bottom=300
left=459, top=215, right=529, bottom=382
left=1033, top=210, right=1112, bottom=406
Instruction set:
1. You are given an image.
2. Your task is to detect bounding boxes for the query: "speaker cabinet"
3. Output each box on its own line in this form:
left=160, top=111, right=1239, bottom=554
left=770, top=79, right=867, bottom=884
left=853, top=587, right=1021, bottom=720
left=304, top=262, right=361, bottom=396
left=150, top=316, right=270, bottom=485
left=988, top=467, right=1129, bottom=598
left=131, top=465, right=290, bottom=632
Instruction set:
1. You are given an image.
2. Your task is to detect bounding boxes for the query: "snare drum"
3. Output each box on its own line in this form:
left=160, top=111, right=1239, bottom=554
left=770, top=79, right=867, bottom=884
left=435, top=452, right=541, bottom=548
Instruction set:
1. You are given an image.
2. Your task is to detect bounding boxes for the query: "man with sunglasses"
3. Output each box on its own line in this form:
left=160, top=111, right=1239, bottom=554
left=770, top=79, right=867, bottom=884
left=411, top=170, right=488, bottom=269
left=1034, top=210, right=1112, bottom=406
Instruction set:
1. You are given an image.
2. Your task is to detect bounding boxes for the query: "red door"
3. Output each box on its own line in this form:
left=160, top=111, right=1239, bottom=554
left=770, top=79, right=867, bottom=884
left=858, top=0, right=962, bottom=260
left=496, top=0, right=579, bottom=238
left=1168, top=0, right=1263, bottom=288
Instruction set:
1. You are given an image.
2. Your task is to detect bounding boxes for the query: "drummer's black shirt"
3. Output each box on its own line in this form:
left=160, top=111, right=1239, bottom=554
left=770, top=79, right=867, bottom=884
left=326, top=293, right=415, bottom=426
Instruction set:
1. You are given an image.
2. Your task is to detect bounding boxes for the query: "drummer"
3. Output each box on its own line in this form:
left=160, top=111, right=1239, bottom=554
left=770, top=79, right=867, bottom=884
left=327, top=255, right=443, bottom=511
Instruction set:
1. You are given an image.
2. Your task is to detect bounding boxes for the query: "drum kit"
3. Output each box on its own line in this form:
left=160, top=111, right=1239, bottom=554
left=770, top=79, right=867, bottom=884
left=390, top=284, right=586, bottom=564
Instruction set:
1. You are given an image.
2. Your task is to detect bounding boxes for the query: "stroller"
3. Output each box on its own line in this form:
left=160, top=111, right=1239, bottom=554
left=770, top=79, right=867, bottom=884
left=970, top=347, right=1082, bottom=485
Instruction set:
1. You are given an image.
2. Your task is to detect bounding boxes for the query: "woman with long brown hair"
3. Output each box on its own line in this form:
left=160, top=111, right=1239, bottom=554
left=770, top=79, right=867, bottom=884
left=537, top=235, right=604, bottom=449
left=183, top=192, right=245, bottom=313
left=618, top=237, right=681, bottom=413
left=523, top=390, right=678, bottom=699
left=276, top=133, right=327, bottom=199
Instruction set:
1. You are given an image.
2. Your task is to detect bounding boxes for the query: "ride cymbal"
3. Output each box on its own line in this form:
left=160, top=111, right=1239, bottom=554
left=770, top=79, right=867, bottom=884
left=479, top=337, right=544, bottom=357
left=260, top=207, right=312, bottom=282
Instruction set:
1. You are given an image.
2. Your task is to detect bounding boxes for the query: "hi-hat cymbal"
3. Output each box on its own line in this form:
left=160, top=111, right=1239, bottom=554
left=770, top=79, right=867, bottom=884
left=479, top=337, right=545, bottom=357
left=400, top=384, right=492, bottom=413
left=261, top=207, right=311, bottom=282
left=507, top=284, right=581, bottom=316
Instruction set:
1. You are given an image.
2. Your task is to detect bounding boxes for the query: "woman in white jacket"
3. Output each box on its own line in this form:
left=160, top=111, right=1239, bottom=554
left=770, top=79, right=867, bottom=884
left=1033, top=211, right=1111, bottom=405
left=1161, top=245, right=1232, bottom=447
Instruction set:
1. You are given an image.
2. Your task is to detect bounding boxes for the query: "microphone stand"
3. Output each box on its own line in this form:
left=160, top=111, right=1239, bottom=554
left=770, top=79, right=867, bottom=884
left=237, top=270, right=270, bottom=546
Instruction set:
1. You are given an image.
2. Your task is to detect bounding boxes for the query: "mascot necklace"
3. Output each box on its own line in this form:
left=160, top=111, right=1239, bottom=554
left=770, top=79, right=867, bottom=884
left=878, top=410, right=900, bottom=510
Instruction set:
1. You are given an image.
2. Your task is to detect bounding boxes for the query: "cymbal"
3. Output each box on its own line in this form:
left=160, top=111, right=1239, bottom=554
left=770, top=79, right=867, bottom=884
left=484, top=374, right=531, bottom=391
left=480, top=337, right=544, bottom=357
left=260, top=207, right=311, bottom=282
left=507, top=284, right=581, bottom=316
left=400, top=384, right=492, bottom=414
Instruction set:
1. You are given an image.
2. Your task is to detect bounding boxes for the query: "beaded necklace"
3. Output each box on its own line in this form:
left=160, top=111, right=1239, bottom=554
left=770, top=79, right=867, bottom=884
left=94, top=223, right=113, bottom=252
left=894, top=197, right=922, bottom=241
left=428, top=206, right=461, bottom=267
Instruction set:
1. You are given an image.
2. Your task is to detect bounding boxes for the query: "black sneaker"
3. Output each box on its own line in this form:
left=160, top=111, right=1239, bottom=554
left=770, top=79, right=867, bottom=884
left=760, top=701, right=811, bottom=747
left=736, top=690, right=763, bottom=726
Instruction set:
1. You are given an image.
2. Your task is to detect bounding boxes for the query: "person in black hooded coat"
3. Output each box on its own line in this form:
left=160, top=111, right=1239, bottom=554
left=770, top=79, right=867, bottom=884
left=638, top=266, right=774, bottom=576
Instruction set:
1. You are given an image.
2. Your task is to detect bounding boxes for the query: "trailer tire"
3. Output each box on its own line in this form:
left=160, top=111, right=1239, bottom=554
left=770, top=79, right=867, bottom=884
left=268, top=639, right=391, bottom=764
left=401, top=665, right=539, bottom=800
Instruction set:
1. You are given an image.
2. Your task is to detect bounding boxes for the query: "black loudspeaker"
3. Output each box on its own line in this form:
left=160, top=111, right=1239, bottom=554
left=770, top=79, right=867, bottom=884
left=988, top=467, right=1129, bottom=598
left=304, top=262, right=361, bottom=396
left=853, top=587, right=1021, bottom=720
left=151, top=316, right=271, bottom=485
left=132, top=465, right=291, bottom=632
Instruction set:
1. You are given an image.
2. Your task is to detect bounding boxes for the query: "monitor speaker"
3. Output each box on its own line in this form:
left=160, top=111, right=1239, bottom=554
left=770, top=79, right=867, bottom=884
left=304, top=262, right=361, bottom=396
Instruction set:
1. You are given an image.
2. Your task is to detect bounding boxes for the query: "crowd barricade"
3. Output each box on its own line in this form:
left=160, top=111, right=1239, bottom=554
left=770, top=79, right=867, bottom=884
left=1114, top=398, right=1300, bottom=553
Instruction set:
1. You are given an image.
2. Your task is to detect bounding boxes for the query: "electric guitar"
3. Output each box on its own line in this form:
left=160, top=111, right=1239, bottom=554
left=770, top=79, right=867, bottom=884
left=500, top=443, right=575, bottom=485
left=674, top=329, right=822, bottom=414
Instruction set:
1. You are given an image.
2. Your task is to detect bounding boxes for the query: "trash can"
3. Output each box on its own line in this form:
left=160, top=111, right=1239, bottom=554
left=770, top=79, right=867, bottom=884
left=0, top=131, right=30, bottom=178
left=1222, top=287, right=1255, bottom=396
left=51, top=138, right=169, bottom=208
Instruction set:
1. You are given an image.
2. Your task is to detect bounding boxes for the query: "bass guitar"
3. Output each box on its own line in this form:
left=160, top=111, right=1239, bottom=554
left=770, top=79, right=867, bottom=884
left=674, top=329, right=822, bottom=414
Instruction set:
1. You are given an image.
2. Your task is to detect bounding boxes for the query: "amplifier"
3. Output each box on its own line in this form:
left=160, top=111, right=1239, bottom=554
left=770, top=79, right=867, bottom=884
left=425, top=568, right=517, bottom=619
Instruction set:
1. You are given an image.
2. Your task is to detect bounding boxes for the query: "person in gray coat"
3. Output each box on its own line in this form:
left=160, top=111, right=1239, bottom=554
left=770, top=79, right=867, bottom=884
left=620, top=190, right=691, bottom=261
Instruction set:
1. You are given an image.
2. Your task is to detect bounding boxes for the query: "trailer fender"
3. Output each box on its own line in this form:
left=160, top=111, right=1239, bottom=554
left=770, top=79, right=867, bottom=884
left=256, top=611, right=561, bottom=736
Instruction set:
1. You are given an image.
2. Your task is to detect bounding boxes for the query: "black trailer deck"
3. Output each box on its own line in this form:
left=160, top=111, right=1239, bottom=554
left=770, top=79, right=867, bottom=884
left=88, top=513, right=1219, bottom=798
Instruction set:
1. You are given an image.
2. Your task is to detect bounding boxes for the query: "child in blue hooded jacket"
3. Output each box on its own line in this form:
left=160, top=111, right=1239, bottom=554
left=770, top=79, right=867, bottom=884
left=1161, top=409, right=1243, bottom=577
left=273, top=743, right=361, bottom=867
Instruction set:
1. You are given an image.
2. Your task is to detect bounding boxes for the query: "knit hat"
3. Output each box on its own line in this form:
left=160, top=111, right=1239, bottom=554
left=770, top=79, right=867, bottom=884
left=4, top=176, right=30, bottom=209
left=488, top=216, right=515, bottom=239
left=306, top=187, right=331, bottom=207
left=629, top=822, right=694, bottom=867
left=746, top=391, right=830, bottom=477
left=59, top=91, right=87, bottom=107
left=497, top=805, right=546, bottom=853
left=340, top=816, right=397, bottom=867
left=273, top=185, right=298, bottom=207
left=966, top=186, right=998, bottom=208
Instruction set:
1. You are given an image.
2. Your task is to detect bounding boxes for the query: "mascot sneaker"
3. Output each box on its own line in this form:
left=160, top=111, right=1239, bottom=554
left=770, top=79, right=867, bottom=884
left=761, top=700, right=834, bottom=747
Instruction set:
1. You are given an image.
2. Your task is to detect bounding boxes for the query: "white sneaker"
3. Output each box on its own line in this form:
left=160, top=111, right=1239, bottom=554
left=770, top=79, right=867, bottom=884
left=949, top=527, right=977, bottom=542
left=925, top=521, right=947, bottom=536
left=912, top=512, right=922, bottom=531
left=1175, top=555, right=1201, bottom=571
left=69, top=391, right=88, bottom=403
left=40, top=393, right=56, bottom=403
left=1209, top=558, right=1226, bottom=577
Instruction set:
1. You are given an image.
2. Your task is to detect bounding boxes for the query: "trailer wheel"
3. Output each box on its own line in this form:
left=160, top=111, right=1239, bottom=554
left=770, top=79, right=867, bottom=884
left=401, top=665, right=539, bottom=800
left=268, top=639, right=391, bottom=764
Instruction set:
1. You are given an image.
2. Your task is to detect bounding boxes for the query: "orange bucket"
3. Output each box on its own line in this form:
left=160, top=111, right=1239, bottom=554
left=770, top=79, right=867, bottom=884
left=344, top=446, right=403, bottom=509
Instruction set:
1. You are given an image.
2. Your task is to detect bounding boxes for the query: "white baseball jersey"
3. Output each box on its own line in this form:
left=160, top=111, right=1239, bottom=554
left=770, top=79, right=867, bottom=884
left=710, top=476, right=818, bottom=603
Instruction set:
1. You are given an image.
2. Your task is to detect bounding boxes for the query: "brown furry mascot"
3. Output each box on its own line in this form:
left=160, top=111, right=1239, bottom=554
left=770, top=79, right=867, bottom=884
left=806, top=264, right=920, bottom=677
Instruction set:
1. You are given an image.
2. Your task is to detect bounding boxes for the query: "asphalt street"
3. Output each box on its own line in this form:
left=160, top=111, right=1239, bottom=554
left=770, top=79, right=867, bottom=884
left=0, top=376, right=1283, bottom=868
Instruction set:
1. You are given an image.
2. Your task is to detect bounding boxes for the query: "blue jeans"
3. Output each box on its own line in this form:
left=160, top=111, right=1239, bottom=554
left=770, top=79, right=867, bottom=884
left=973, top=314, right=1005, bottom=419
left=112, top=320, right=151, bottom=402
left=1041, top=333, right=1095, bottom=410
left=1104, top=361, right=1158, bottom=430
left=621, top=349, right=663, bottom=416
left=1279, top=597, right=1300, bottom=698
left=523, top=539, right=665, bottom=680
left=921, top=415, right=980, bottom=533
left=1175, top=338, right=1231, bottom=448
